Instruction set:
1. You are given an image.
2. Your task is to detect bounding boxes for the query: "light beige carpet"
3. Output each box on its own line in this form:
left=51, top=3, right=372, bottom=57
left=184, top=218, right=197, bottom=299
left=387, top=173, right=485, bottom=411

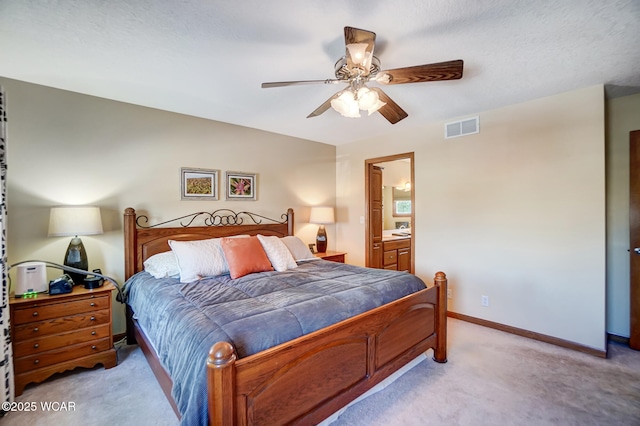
left=3, top=318, right=640, bottom=425
left=332, top=319, right=640, bottom=426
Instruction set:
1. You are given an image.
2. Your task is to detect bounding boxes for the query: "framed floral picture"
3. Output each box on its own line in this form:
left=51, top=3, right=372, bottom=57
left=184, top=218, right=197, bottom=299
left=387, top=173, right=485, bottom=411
left=181, top=167, right=219, bottom=200
left=225, top=171, right=257, bottom=200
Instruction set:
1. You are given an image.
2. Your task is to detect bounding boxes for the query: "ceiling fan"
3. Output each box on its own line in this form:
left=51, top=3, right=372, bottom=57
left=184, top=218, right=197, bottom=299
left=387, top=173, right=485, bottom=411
left=261, top=26, right=464, bottom=124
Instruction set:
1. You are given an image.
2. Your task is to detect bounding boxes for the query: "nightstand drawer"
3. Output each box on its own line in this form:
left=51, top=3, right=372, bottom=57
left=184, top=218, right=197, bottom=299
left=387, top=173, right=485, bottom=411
left=13, top=324, right=111, bottom=357
left=14, top=337, right=112, bottom=373
left=12, top=295, right=110, bottom=325
left=13, top=309, right=111, bottom=341
left=383, top=250, right=397, bottom=266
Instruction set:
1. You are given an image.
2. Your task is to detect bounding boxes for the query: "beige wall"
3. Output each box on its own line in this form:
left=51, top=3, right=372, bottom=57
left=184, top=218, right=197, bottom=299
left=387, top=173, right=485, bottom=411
left=606, top=92, right=640, bottom=337
left=1, top=77, right=337, bottom=334
left=337, top=85, right=607, bottom=351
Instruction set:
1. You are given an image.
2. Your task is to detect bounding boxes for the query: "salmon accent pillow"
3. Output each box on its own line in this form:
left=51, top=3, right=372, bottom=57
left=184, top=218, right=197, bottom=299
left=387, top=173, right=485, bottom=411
left=221, top=236, right=274, bottom=279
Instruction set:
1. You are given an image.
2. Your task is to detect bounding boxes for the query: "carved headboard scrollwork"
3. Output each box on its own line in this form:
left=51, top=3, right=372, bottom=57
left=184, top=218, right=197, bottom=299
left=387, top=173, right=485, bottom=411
left=134, top=209, right=292, bottom=229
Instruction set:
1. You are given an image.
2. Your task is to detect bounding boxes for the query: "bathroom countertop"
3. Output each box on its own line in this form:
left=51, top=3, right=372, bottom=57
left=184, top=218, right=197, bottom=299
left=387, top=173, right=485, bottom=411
left=382, top=234, right=411, bottom=242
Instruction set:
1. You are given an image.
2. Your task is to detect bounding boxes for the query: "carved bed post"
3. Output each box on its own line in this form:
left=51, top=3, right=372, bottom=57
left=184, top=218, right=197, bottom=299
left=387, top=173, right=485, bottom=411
left=208, top=342, right=237, bottom=426
left=286, top=208, right=294, bottom=236
left=433, top=271, right=448, bottom=363
left=124, top=208, right=137, bottom=344
left=124, top=207, right=137, bottom=280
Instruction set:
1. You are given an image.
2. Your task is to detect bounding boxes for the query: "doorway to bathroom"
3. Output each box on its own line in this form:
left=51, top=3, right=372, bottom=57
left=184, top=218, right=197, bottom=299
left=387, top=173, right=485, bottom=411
left=365, top=152, right=414, bottom=272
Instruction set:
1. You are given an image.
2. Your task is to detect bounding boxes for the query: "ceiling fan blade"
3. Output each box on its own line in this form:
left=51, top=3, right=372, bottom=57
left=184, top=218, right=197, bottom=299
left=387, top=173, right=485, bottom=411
left=307, top=93, right=341, bottom=118
left=370, top=88, right=408, bottom=124
left=344, top=26, right=376, bottom=76
left=262, top=79, right=343, bottom=88
left=377, top=59, right=464, bottom=85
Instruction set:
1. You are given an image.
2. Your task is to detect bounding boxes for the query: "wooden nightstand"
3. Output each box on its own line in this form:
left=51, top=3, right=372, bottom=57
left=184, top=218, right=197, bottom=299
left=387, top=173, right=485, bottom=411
left=10, top=283, right=117, bottom=396
left=314, top=250, right=347, bottom=263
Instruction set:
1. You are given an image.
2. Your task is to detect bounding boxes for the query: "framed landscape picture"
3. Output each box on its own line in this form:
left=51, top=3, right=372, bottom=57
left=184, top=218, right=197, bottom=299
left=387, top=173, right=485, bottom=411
left=225, top=171, right=257, bottom=200
left=181, top=167, right=219, bottom=200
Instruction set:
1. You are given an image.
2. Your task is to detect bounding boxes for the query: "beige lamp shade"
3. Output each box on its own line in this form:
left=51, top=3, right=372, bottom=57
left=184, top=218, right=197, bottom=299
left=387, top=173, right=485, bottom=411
left=309, top=206, right=335, bottom=224
left=48, top=206, right=103, bottom=236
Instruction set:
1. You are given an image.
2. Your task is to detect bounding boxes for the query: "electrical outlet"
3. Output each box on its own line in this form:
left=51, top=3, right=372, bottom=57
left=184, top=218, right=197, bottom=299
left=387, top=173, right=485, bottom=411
left=447, top=289, right=452, bottom=299
left=481, top=295, right=489, bottom=307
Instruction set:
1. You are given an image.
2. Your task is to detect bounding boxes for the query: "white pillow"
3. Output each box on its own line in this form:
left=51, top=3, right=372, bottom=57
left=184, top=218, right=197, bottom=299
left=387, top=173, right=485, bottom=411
left=168, top=238, right=229, bottom=283
left=143, top=251, right=180, bottom=279
left=280, top=236, right=316, bottom=261
left=257, top=235, right=298, bottom=272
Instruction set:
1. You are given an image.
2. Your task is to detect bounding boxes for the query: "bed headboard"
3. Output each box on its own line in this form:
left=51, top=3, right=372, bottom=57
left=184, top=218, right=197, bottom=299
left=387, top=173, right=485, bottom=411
left=123, top=207, right=294, bottom=280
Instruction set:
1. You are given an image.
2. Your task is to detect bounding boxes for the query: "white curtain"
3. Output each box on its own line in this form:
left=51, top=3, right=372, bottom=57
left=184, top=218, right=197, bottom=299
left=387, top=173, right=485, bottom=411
left=0, top=85, right=13, bottom=416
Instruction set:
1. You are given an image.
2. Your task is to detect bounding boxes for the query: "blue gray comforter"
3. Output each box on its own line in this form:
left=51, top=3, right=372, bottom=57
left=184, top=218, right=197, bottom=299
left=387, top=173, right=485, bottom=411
left=124, top=259, right=427, bottom=425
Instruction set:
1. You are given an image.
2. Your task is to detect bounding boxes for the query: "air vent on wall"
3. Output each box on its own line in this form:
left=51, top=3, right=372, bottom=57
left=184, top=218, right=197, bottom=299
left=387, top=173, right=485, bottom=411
left=445, top=116, right=479, bottom=139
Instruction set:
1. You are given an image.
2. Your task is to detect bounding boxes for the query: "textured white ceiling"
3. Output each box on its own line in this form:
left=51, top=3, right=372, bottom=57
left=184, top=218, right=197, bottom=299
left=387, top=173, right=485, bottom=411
left=1, top=0, right=639, bottom=145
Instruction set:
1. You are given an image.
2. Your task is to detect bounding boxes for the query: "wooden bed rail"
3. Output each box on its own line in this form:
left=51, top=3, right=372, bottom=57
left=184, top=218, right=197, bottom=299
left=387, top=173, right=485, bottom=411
left=206, top=271, right=448, bottom=425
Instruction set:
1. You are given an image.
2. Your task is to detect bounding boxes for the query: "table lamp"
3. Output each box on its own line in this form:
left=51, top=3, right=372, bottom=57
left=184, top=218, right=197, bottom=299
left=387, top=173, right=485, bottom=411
left=48, top=206, right=103, bottom=285
left=309, top=206, right=334, bottom=253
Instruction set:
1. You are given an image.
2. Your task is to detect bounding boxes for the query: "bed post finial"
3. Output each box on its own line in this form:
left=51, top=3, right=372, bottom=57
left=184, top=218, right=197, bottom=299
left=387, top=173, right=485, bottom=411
left=207, top=342, right=237, bottom=425
left=208, top=341, right=237, bottom=366
left=433, top=271, right=448, bottom=363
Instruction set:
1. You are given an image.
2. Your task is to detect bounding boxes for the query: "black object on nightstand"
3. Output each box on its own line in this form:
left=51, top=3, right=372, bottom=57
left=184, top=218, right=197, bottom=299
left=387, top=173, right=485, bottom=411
left=84, top=268, right=105, bottom=289
left=48, top=274, right=73, bottom=295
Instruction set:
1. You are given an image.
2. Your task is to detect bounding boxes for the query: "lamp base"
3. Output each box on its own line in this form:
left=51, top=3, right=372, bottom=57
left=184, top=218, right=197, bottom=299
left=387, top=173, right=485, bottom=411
left=64, top=236, right=88, bottom=286
left=316, top=225, right=327, bottom=253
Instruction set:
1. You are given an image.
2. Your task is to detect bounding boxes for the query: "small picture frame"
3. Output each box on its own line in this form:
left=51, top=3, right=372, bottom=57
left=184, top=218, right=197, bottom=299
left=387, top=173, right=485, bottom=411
left=225, top=171, right=257, bottom=201
left=181, top=167, right=219, bottom=200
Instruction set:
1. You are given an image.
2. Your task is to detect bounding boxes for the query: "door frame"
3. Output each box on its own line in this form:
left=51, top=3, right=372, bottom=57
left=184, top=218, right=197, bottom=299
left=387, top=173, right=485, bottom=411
left=365, top=152, right=415, bottom=270
left=630, top=130, right=640, bottom=350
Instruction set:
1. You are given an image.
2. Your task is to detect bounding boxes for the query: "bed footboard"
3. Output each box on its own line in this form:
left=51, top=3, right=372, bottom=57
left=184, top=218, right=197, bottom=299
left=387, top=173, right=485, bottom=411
left=207, top=271, right=447, bottom=425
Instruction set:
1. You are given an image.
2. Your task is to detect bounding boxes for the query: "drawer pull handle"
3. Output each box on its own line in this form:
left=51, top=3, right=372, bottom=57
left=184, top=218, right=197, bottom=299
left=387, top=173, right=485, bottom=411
left=33, top=343, right=39, bottom=349
left=91, top=331, right=96, bottom=335
left=90, top=316, right=96, bottom=321
left=91, top=345, right=97, bottom=350
left=34, top=359, right=40, bottom=365
left=32, top=312, right=38, bottom=317
left=90, top=302, right=96, bottom=307
left=33, top=327, right=39, bottom=332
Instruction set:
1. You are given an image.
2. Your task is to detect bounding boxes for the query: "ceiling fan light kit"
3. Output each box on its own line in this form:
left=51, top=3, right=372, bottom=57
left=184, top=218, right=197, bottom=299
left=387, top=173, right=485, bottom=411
left=331, top=86, right=387, bottom=118
left=262, top=26, right=464, bottom=124
left=345, top=42, right=374, bottom=74
left=331, top=91, right=360, bottom=118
